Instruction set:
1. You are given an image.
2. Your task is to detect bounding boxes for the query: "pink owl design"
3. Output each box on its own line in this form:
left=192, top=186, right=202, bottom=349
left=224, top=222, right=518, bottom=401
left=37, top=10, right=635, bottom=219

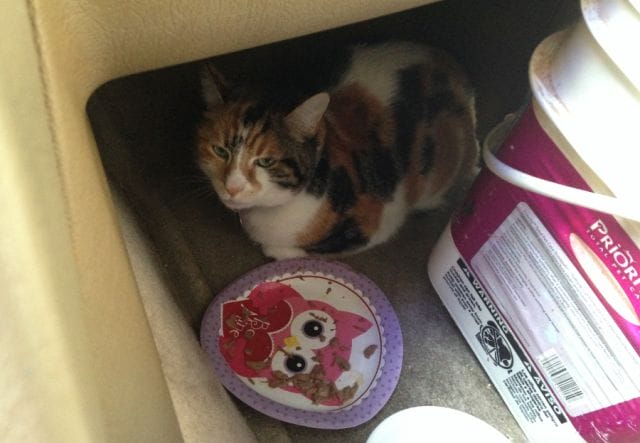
left=219, top=281, right=373, bottom=406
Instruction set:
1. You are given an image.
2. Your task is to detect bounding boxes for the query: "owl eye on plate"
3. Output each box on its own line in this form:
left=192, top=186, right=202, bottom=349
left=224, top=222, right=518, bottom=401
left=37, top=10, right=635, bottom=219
left=303, top=319, right=323, bottom=338
left=285, top=354, right=307, bottom=373
left=272, top=347, right=315, bottom=375
left=291, top=310, right=337, bottom=350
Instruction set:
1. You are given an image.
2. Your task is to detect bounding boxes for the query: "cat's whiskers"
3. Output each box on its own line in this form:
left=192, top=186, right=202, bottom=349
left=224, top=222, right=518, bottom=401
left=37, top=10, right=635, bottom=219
left=176, top=174, right=220, bottom=202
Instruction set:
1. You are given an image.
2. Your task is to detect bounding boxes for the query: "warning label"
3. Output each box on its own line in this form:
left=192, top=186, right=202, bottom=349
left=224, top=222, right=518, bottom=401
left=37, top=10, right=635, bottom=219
left=429, top=226, right=585, bottom=442
left=505, top=370, right=559, bottom=425
left=449, top=259, right=566, bottom=425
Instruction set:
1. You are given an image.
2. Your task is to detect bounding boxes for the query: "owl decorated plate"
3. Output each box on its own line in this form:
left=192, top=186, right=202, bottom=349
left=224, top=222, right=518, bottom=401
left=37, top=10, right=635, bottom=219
left=200, top=258, right=403, bottom=429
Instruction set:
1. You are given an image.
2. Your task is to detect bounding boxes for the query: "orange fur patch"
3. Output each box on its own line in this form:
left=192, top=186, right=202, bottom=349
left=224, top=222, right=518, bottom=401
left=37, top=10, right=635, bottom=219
left=404, top=122, right=430, bottom=206
left=295, top=196, right=384, bottom=249
left=421, top=111, right=477, bottom=200
left=350, top=196, right=385, bottom=238
left=296, top=202, right=340, bottom=247
left=324, top=84, right=390, bottom=182
left=405, top=51, right=478, bottom=206
left=198, top=100, right=286, bottom=192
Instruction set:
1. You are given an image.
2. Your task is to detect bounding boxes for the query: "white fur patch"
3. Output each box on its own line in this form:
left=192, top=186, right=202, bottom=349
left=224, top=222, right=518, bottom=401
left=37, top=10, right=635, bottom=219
left=240, top=192, right=323, bottom=251
left=225, top=158, right=248, bottom=192
left=241, top=183, right=411, bottom=257
left=368, top=183, right=409, bottom=248
left=338, top=42, right=431, bottom=106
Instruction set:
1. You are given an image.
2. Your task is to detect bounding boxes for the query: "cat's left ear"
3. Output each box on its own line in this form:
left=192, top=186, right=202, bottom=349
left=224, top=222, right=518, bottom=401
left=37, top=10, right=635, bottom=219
left=201, top=63, right=228, bottom=109
left=285, top=92, right=330, bottom=139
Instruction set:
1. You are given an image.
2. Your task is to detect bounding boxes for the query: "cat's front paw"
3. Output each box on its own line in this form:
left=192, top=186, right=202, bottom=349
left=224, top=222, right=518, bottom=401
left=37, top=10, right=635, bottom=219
left=263, top=245, right=308, bottom=260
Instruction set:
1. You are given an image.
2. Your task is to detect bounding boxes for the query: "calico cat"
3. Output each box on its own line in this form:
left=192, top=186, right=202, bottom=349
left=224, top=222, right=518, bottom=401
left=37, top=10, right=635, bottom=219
left=196, top=42, right=478, bottom=259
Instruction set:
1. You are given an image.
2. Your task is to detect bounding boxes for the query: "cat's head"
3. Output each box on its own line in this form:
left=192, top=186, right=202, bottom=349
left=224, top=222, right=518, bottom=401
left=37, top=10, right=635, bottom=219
left=197, top=64, right=330, bottom=211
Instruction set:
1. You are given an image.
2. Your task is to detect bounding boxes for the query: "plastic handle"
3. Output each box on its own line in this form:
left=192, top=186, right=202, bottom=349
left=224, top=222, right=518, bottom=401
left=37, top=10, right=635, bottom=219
left=482, top=139, right=640, bottom=223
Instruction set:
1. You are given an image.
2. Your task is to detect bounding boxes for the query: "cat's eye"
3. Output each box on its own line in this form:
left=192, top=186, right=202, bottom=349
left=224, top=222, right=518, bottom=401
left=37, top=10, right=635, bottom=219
left=255, top=157, right=276, bottom=168
left=285, top=354, right=307, bottom=373
left=211, top=145, right=230, bottom=160
left=303, top=320, right=324, bottom=338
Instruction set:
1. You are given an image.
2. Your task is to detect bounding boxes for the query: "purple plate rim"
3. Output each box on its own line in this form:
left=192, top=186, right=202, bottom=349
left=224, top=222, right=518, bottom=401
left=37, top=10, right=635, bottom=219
left=199, top=258, right=403, bottom=429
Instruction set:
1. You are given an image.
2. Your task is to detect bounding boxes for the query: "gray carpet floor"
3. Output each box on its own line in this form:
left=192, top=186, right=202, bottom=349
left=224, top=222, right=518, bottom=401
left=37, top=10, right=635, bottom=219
left=87, top=1, right=578, bottom=441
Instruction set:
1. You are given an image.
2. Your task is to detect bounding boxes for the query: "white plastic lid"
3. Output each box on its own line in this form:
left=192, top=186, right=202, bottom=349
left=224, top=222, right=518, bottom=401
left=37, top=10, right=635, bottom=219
left=527, top=24, right=640, bottom=222
left=367, top=407, right=509, bottom=443
left=582, top=0, right=640, bottom=91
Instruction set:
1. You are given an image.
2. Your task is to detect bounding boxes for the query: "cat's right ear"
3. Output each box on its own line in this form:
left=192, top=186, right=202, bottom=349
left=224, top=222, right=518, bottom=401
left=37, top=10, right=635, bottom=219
left=284, top=92, right=330, bottom=140
left=201, top=63, right=228, bottom=109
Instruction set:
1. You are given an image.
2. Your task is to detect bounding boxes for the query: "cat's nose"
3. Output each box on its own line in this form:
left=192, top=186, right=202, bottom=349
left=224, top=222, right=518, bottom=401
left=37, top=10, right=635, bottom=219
left=226, top=184, right=243, bottom=197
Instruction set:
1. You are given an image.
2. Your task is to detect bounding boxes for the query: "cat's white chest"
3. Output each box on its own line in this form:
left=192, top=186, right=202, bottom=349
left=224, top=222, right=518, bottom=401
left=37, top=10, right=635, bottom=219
left=239, top=193, right=323, bottom=257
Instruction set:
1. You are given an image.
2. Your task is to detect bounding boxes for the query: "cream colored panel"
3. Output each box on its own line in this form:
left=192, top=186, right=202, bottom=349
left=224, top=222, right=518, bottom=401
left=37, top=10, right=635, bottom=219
left=0, top=2, right=105, bottom=441
left=116, top=193, right=259, bottom=443
left=2, top=0, right=435, bottom=441
left=33, top=0, right=437, bottom=92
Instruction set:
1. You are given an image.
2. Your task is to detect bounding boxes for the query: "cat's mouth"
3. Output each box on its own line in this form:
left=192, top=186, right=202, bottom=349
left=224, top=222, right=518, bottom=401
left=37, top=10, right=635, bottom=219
left=222, top=199, right=253, bottom=212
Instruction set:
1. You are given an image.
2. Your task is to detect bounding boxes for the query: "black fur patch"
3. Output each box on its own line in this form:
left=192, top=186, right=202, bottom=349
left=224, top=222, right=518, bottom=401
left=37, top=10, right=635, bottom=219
left=307, top=152, right=330, bottom=196
left=229, top=135, right=244, bottom=151
left=302, top=135, right=319, bottom=152
left=425, top=90, right=456, bottom=121
left=420, top=136, right=436, bottom=175
left=304, top=217, right=368, bottom=254
left=243, top=103, right=267, bottom=127
left=393, top=66, right=425, bottom=173
left=280, top=157, right=301, bottom=173
left=268, top=132, right=322, bottom=190
left=273, top=180, right=299, bottom=189
left=425, top=70, right=461, bottom=120
left=430, top=70, right=449, bottom=88
left=271, top=158, right=303, bottom=188
left=296, top=135, right=320, bottom=178
left=353, top=142, right=398, bottom=199
left=327, top=167, right=356, bottom=213
left=259, top=117, right=272, bottom=134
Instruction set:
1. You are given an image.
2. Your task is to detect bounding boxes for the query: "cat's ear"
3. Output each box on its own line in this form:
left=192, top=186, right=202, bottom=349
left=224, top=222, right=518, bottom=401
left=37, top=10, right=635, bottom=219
left=284, top=92, right=330, bottom=139
left=201, top=63, right=228, bottom=109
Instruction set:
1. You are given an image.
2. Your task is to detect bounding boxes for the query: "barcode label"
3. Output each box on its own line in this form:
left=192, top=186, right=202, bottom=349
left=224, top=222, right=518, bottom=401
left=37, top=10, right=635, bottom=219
left=540, top=351, right=584, bottom=403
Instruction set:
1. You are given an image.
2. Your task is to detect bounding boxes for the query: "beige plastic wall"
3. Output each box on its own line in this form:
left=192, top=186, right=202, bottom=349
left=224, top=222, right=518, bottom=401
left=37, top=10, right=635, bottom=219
left=0, top=0, right=434, bottom=441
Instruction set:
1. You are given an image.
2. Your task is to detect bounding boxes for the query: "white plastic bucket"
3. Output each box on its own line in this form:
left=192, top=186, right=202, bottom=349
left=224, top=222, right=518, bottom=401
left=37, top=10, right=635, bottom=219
left=428, top=0, right=640, bottom=441
left=582, top=0, right=640, bottom=89
left=485, top=19, right=640, bottom=226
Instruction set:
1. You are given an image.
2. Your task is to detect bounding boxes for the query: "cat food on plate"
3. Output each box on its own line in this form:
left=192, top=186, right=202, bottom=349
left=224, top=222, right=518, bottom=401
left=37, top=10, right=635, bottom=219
left=200, top=258, right=402, bottom=429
